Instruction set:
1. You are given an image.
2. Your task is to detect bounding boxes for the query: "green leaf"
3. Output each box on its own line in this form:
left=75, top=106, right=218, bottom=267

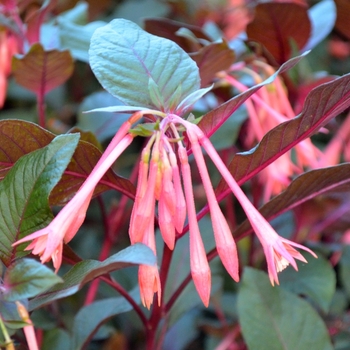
left=12, top=43, right=74, bottom=95
left=42, top=329, right=71, bottom=350
left=176, top=85, right=213, bottom=115
left=279, top=253, right=336, bottom=313
left=89, top=18, right=200, bottom=112
left=0, top=120, right=135, bottom=206
left=29, top=244, right=156, bottom=310
left=58, top=2, right=106, bottom=62
left=3, top=259, right=63, bottom=302
left=72, top=289, right=139, bottom=350
left=0, top=133, right=80, bottom=266
left=339, top=245, right=350, bottom=298
left=237, top=268, right=333, bottom=350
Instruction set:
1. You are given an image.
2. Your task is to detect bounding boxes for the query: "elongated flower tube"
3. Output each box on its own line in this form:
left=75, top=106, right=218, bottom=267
left=13, top=131, right=135, bottom=272
left=138, top=204, right=161, bottom=309
left=178, top=144, right=211, bottom=307
left=186, top=128, right=239, bottom=282
left=168, top=146, right=186, bottom=233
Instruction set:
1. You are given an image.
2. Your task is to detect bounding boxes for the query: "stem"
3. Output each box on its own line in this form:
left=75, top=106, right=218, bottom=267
left=0, top=317, right=14, bottom=350
left=37, top=92, right=46, bottom=128
left=85, top=197, right=111, bottom=305
left=100, top=276, right=148, bottom=327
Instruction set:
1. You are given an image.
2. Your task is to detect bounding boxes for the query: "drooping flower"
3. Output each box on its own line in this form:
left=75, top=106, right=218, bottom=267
left=13, top=121, right=136, bottom=271
left=223, top=61, right=322, bottom=200
left=181, top=118, right=316, bottom=286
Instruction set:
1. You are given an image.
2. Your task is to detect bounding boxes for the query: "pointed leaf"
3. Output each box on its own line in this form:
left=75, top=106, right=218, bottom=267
left=12, top=43, right=74, bottom=94
left=246, top=2, right=311, bottom=64
left=217, top=73, right=350, bottom=194
left=238, top=268, right=333, bottom=350
left=0, top=120, right=135, bottom=205
left=0, top=133, right=80, bottom=266
left=3, top=259, right=63, bottom=302
left=89, top=18, right=200, bottom=112
left=176, top=85, right=213, bottom=114
left=86, top=106, right=155, bottom=114
left=144, top=17, right=212, bottom=52
left=29, top=244, right=156, bottom=310
left=198, top=52, right=309, bottom=138
left=234, top=163, right=350, bottom=238
left=72, top=289, right=139, bottom=350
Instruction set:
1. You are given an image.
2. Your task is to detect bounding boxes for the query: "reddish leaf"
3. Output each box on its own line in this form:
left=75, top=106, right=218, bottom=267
left=25, top=0, right=56, bottom=44
left=246, top=2, right=311, bottom=64
left=12, top=43, right=74, bottom=95
left=190, top=41, right=235, bottom=87
left=0, top=120, right=135, bottom=205
left=216, top=73, right=350, bottom=194
left=334, top=0, right=350, bottom=40
left=144, top=17, right=211, bottom=52
left=197, top=53, right=307, bottom=139
left=233, top=163, right=350, bottom=238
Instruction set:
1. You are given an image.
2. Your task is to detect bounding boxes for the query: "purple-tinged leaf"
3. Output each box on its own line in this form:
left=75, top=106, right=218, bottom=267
left=89, top=18, right=200, bottom=112
left=233, top=163, right=350, bottom=238
left=246, top=2, right=311, bottom=64
left=197, top=52, right=309, bottom=138
left=144, top=18, right=211, bottom=52
left=3, top=259, right=62, bottom=302
left=190, top=41, right=235, bottom=87
left=12, top=43, right=74, bottom=95
left=0, top=120, right=135, bottom=205
left=334, top=0, right=350, bottom=40
left=29, top=244, right=156, bottom=310
left=217, top=73, right=350, bottom=194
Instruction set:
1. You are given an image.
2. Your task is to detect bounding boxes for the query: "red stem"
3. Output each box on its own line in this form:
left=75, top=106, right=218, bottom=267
left=100, top=275, right=148, bottom=327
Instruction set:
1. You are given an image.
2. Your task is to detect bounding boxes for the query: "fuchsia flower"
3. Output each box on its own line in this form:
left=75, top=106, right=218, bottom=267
left=13, top=104, right=316, bottom=307
left=13, top=117, right=137, bottom=272
left=223, top=63, right=321, bottom=200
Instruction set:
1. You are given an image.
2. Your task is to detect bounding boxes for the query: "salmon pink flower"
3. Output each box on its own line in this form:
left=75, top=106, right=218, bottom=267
left=183, top=120, right=317, bottom=285
left=223, top=63, right=322, bottom=199
left=0, top=29, right=18, bottom=108
left=178, top=145, right=211, bottom=306
left=138, top=204, right=161, bottom=309
left=13, top=120, right=136, bottom=271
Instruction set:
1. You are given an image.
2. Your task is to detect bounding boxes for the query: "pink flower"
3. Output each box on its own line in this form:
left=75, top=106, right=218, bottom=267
left=185, top=120, right=317, bottom=285
left=138, top=204, right=161, bottom=309
left=0, top=30, right=18, bottom=108
left=13, top=132, right=134, bottom=271
left=186, top=128, right=239, bottom=282
left=178, top=145, right=211, bottom=306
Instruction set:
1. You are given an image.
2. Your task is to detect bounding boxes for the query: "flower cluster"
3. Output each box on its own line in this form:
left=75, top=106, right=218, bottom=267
left=222, top=61, right=321, bottom=200
left=13, top=109, right=316, bottom=308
